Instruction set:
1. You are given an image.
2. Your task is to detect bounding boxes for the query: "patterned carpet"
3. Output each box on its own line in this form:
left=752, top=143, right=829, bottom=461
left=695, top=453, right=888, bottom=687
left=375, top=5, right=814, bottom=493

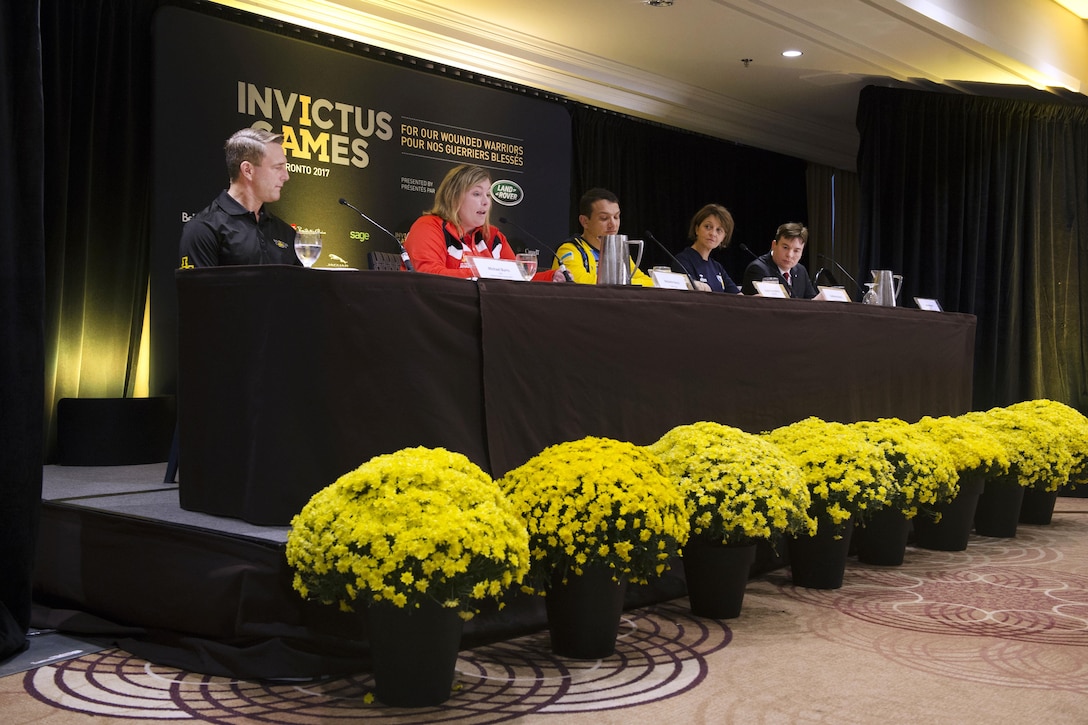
left=4, top=498, right=1087, bottom=724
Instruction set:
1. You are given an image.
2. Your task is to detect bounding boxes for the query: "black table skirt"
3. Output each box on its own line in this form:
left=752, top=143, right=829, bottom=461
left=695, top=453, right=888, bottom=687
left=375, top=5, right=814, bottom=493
left=177, top=267, right=975, bottom=524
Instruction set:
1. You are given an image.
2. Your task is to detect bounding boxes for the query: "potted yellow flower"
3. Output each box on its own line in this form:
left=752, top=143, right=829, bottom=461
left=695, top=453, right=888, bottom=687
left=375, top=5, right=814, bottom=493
left=763, top=417, right=892, bottom=588
left=285, top=446, right=529, bottom=707
left=649, top=421, right=814, bottom=617
left=910, top=414, right=1011, bottom=550
left=499, top=436, right=689, bottom=658
left=848, top=418, right=959, bottom=565
left=963, top=404, right=1075, bottom=537
left=1005, top=399, right=1088, bottom=523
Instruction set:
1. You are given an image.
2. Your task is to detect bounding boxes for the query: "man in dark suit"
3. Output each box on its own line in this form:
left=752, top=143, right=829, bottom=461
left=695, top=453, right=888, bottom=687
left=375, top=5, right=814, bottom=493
left=741, top=222, right=819, bottom=298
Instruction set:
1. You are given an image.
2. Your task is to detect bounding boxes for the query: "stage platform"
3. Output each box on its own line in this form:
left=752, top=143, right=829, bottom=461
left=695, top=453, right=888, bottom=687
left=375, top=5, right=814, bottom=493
left=32, top=463, right=693, bottom=680
left=32, top=463, right=1088, bottom=682
left=41, top=463, right=285, bottom=542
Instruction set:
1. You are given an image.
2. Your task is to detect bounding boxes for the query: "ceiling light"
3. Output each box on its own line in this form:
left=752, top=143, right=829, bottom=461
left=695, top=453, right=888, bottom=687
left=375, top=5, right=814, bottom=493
left=782, top=50, right=803, bottom=58
left=645, top=0, right=674, bottom=6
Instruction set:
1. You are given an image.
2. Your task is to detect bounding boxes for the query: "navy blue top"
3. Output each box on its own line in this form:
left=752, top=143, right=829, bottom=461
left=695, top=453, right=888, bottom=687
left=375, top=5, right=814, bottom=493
left=676, top=246, right=740, bottom=293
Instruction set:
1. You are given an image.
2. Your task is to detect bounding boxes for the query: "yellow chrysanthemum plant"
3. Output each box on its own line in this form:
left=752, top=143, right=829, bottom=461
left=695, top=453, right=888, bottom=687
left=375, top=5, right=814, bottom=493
left=910, top=414, right=1011, bottom=483
left=1006, top=399, right=1088, bottom=489
left=848, top=418, right=960, bottom=520
left=499, top=436, right=691, bottom=595
left=285, top=447, right=530, bottom=620
left=648, top=421, right=816, bottom=547
left=963, top=404, right=1076, bottom=492
left=763, top=417, right=894, bottom=537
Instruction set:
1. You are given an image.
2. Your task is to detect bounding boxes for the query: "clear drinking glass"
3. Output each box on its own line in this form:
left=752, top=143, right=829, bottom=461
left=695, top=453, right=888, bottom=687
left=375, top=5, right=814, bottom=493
left=294, top=228, right=324, bottom=268
left=515, top=251, right=539, bottom=281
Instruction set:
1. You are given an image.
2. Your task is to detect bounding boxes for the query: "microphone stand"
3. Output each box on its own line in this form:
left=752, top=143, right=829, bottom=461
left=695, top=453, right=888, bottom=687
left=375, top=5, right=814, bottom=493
left=497, top=216, right=572, bottom=282
left=817, top=253, right=864, bottom=300
left=644, top=230, right=699, bottom=289
left=339, top=198, right=415, bottom=272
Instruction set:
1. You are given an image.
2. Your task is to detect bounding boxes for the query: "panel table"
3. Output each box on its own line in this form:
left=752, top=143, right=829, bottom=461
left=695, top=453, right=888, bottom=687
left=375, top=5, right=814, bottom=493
left=177, top=267, right=976, bottom=524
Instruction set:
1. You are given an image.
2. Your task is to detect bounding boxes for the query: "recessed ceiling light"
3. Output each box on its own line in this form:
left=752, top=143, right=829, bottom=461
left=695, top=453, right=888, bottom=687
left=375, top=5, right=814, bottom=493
left=782, top=50, right=803, bottom=58
left=645, top=0, right=674, bottom=6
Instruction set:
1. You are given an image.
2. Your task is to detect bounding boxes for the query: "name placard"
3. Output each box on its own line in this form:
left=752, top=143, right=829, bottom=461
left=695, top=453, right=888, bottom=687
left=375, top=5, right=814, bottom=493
left=753, top=280, right=789, bottom=298
left=467, top=256, right=525, bottom=281
left=818, top=286, right=851, bottom=302
left=651, top=269, right=694, bottom=290
left=914, top=297, right=943, bottom=312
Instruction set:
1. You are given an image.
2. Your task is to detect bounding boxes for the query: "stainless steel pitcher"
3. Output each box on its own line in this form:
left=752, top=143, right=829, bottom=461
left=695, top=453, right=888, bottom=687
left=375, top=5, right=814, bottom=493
left=597, top=234, right=644, bottom=285
left=870, top=269, right=903, bottom=307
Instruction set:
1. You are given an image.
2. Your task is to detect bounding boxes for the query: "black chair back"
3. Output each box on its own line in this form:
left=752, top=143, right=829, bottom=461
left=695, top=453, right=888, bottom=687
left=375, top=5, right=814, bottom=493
left=367, top=251, right=403, bottom=271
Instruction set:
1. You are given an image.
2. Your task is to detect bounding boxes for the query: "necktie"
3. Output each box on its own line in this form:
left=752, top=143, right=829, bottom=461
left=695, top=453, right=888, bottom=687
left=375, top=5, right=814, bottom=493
left=783, top=270, right=791, bottom=287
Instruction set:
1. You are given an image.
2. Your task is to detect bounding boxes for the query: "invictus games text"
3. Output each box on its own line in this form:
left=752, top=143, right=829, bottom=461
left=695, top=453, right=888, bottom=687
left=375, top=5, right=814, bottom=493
left=238, top=82, right=394, bottom=169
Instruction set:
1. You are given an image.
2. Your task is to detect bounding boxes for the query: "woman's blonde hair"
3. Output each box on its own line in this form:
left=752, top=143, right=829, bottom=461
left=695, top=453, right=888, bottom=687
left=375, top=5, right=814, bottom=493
left=427, top=164, right=492, bottom=236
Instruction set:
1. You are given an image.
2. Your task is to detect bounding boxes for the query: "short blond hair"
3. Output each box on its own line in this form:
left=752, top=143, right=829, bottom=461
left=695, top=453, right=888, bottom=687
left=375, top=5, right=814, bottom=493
left=225, top=127, right=284, bottom=181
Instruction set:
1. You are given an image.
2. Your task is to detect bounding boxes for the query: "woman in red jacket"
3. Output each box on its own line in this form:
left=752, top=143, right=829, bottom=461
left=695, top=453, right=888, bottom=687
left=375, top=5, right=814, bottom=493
left=404, top=164, right=561, bottom=280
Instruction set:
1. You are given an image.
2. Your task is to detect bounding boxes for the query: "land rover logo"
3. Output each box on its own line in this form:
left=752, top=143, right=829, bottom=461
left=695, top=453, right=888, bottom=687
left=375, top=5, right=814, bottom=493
left=490, top=180, right=524, bottom=206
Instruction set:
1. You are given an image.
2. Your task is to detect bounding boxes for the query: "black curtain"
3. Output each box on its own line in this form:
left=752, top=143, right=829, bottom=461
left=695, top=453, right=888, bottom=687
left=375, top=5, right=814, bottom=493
left=570, top=107, right=808, bottom=287
left=857, top=85, right=1088, bottom=411
left=0, top=0, right=45, bottom=658
left=40, top=0, right=164, bottom=460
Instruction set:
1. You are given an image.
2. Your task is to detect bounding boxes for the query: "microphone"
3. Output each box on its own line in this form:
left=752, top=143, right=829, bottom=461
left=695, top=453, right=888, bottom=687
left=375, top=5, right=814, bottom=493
left=497, top=216, right=572, bottom=282
left=739, top=243, right=759, bottom=260
left=644, top=230, right=698, bottom=289
left=817, top=253, right=863, bottom=298
left=814, top=267, right=840, bottom=287
left=339, top=198, right=415, bottom=272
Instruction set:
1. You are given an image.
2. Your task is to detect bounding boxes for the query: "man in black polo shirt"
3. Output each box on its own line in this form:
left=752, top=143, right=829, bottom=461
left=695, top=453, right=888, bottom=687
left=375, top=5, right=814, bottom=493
left=178, top=127, right=301, bottom=268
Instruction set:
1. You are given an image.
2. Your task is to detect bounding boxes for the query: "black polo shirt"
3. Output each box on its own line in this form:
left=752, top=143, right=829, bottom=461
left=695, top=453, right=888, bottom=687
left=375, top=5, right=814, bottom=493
left=178, top=190, right=301, bottom=268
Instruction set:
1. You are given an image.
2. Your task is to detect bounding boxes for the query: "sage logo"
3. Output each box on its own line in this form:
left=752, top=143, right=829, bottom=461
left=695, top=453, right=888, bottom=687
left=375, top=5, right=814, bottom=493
left=490, top=180, right=523, bottom=206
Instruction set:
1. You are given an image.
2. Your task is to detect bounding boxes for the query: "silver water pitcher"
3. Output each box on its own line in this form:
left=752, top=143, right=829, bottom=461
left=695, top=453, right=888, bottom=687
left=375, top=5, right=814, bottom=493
left=870, top=269, right=903, bottom=306
left=597, top=234, right=644, bottom=285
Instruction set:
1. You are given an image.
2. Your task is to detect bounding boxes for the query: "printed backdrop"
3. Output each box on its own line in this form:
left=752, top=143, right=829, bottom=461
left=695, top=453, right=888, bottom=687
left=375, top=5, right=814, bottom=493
left=150, top=7, right=571, bottom=393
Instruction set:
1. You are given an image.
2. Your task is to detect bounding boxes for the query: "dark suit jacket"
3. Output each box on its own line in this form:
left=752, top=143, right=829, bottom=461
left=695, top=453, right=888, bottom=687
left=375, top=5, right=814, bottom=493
left=742, top=252, right=818, bottom=299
